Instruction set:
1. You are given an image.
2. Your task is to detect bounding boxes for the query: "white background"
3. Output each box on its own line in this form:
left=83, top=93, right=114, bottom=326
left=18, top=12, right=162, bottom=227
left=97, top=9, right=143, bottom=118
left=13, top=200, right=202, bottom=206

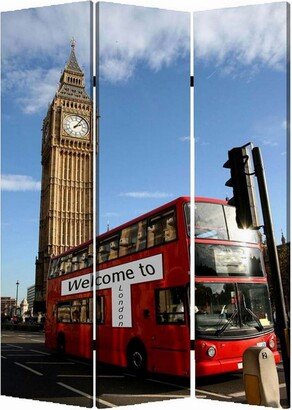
left=0, top=1, right=288, bottom=410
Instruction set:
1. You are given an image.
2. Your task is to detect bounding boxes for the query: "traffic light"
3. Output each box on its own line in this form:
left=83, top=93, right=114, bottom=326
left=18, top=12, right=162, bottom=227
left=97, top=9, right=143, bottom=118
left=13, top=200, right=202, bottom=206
left=224, top=146, right=258, bottom=229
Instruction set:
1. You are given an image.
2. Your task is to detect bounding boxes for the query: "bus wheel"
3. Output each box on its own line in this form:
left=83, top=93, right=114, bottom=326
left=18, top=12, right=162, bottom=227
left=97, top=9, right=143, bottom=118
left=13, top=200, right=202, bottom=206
left=57, top=333, right=66, bottom=356
left=127, top=342, right=147, bottom=374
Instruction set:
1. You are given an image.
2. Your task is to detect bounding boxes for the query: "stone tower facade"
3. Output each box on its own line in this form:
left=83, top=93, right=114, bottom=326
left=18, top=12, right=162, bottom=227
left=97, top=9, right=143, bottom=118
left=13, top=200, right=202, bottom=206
left=34, top=40, right=93, bottom=311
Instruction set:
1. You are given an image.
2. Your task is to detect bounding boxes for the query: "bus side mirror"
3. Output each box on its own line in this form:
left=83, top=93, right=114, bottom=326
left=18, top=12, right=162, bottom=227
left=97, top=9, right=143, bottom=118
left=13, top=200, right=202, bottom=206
left=143, top=309, right=150, bottom=318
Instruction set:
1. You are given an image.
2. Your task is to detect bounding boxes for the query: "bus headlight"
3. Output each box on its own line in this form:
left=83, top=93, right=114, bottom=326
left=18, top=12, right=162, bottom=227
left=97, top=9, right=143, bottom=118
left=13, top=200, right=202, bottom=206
left=207, top=346, right=216, bottom=358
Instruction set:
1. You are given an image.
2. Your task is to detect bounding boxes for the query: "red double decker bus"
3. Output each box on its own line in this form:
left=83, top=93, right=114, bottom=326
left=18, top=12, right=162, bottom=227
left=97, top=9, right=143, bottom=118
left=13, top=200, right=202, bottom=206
left=45, top=197, right=190, bottom=376
left=45, top=196, right=280, bottom=378
left=195, top=197, right=280, bottom=377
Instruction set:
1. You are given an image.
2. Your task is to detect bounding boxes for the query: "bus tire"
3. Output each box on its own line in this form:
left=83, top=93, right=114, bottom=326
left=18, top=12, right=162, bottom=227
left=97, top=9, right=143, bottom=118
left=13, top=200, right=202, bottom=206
left=57, top=333, right=66, bottom=356
left=127, top=341, right=147, bottom=375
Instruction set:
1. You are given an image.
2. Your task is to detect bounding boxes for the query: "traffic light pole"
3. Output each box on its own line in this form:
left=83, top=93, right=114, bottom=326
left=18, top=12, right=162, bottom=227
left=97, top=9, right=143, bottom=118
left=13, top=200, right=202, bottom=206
left=252, top=146, right=290, bottom=406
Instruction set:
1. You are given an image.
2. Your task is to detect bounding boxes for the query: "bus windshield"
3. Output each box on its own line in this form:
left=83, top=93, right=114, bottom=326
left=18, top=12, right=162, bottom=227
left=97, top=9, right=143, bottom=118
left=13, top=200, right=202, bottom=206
left=195, top=244, right=265, bottom=277
left=195, top=282, right=273, bottom=337
left=195, top=202, right=259, bottom=243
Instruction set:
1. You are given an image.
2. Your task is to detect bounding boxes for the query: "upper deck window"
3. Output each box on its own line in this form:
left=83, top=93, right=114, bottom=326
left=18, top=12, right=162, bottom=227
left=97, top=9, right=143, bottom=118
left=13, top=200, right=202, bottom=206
left=195, top=202, right=258, bottom=244
left=195, top=203, right=228, bottom=240
left=148, top=210, right=177, bottom=248
left=97, top=208, right=177, bottom=263
left=224, top=206, right=258, bottom=243
left=120, top=220, right=147, bottom=256
left=49, top=243, right=93, bottom=278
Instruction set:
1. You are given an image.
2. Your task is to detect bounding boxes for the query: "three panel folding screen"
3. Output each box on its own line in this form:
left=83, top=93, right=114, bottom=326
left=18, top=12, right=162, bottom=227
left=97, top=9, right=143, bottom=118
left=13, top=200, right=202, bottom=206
left=1, top=1, right=289, bottom=410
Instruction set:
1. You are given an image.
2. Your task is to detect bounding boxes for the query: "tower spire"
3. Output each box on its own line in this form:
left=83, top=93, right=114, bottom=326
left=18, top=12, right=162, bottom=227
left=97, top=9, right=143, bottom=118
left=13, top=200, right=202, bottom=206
left=71, top=37, right=76, bottom=49
left=56, top=39, right=90, bottom=101
left=65, top=38, right=82, bottom=74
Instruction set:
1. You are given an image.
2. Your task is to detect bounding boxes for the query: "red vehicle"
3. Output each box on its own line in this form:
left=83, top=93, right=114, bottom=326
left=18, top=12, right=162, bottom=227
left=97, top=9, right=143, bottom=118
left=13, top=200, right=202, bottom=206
left=45, top=196, right=280, bottom=378
left=45, top=197, right=190, bottom=376
left=195, top=197, right=280, bottom=377
left=45, top=240, right=94, bottom=359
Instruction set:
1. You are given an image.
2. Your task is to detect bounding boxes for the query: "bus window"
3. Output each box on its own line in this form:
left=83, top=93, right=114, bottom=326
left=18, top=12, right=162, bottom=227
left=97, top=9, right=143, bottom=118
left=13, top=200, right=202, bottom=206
left=156, top=287, right=185, bottom=324
left=148, top=209, right=177, bottom=248
left=98, top=243, right=110, bottom=263
left=119, top=225, right=139, bottom=256
left=97, top=236, right=119, bottom=262
left=96, top=296, right=104, bottom=324
left=136, top=220, right=147, bottom=251
left=49, top=259, right=59, bottom=278
left=195, top=244, right=265, bottom=277
left=108, top=237, right=119, bottom=260
left=71, top=300, right=81, bottom=322
left=65, top=255, right=72, bottom=273
left=72, top=255, right=79, bottom=271
left=164, top=215, right=176, bottom=242
left=148, top=217, right=164, bottom=246
left=57, top=302, right=71, bottom=323
left=80, top=299, right=88, bottom=323
left=80, top=251, right=88, bottom=269
left=224, top=206, right=259, bottom=243
left=88, top=243, right=93, bottom=266
left=60, top=256, right=68, bottom=275
left=195, top=203, right=227, bottom=240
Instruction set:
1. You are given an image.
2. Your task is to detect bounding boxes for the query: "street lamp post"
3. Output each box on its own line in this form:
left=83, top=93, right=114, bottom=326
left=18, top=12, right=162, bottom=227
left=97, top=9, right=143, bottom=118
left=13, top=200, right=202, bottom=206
left=15, top=280, right=19, bottom=315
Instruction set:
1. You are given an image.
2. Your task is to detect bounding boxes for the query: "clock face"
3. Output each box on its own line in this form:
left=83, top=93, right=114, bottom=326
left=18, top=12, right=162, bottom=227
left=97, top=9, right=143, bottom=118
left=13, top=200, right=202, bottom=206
left=64, top=115, right=89, bottom=138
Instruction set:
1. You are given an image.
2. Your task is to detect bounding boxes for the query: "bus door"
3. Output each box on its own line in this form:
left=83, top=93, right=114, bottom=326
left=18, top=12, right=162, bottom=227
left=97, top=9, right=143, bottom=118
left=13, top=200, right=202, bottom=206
left=150, top=286, right=189, bottom=375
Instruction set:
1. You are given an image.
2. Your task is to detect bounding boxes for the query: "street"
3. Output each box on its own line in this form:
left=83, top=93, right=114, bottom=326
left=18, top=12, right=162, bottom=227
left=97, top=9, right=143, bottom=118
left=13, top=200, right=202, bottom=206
left=196, top=362, right=287, bottom=406
left=1, top=330, right=288, bottom=407
left=1, top=331, right=189, bottom=407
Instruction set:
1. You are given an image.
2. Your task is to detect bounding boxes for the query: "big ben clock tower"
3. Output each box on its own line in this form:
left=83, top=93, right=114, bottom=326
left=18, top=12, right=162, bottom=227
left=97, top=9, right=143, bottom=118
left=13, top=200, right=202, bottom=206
left=34, top=40, right=93, bottom=311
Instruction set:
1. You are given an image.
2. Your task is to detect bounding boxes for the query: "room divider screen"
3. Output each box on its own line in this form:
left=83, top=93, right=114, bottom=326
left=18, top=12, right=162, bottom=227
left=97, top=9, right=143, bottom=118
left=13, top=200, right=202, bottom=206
left=1, top=1, right=289, bottom=410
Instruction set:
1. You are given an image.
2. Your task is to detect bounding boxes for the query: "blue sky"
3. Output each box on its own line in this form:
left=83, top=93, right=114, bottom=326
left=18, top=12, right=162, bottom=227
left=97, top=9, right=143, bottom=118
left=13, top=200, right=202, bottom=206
left=1, top=2, right=190, bottom=302
left=194, top=3, right=288, bottom=245
left=1, top=1, right=92, bottom=302
left=98, top=3, right=190, bottom=232
left=1, top=1, right=289, bottom=304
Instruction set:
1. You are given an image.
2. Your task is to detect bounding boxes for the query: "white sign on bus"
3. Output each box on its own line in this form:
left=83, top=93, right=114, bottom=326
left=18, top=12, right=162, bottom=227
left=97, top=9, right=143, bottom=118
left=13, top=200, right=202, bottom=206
left=61, top=254, right=164, bottom=327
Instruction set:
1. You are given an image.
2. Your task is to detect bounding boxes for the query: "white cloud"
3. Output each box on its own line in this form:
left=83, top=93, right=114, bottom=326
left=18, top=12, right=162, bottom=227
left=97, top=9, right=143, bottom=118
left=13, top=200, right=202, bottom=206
left=2, top=2, right=91, bottom=114
left=119, top=191, right=172, bottom=199
left=262, top=139, right=279, bottom=147
left=2, top=3, right=189, bottom=111
left=195, top=136, right=210, bottom=146
left=2, top=2, right=286, bottom=114
left=179, top=136, right=190, bottom=142
left=99, top=4, right=189, bottom=83
left=2, top=3, right=91, bottom=68
left=195, top=3, right=287, bottom=76
left=1, top=174, right=41, bottom=191
left=3, top=67, right=60, bottom=114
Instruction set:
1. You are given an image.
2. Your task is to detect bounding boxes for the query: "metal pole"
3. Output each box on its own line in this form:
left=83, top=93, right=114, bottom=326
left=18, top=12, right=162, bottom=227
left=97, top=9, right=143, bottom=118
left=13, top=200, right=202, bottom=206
left=15, top=280, right=19, bottom=315
left=252, top=146, right=290, bottom=406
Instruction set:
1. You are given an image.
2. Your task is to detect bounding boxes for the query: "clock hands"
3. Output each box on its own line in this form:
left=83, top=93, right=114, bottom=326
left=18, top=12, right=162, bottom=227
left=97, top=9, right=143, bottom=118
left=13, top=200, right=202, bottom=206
left=73, top=119, right=83, bottom=129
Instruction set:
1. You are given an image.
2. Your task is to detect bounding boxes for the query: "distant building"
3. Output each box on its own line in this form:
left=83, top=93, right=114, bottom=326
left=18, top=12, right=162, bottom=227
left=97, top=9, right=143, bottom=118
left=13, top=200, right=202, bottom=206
left=277, top=240, right=290, bottom=312
left=27, top=285, right=35, bottom=314
left=1, top=297, right=16, bottom=316
left=264, top=236, right=290, bottom=313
